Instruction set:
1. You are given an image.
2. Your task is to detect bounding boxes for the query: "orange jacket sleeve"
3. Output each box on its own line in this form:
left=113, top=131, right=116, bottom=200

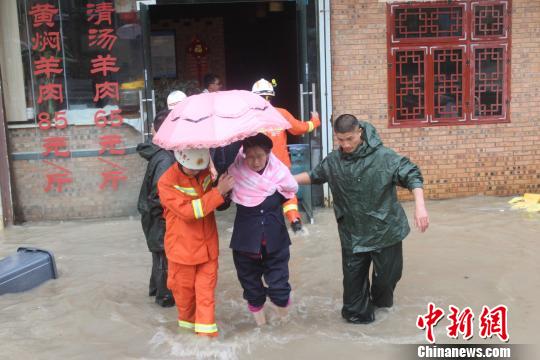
left=277, top=107, right=321, bottom=136
left=158, top=181, right=224, bottom=222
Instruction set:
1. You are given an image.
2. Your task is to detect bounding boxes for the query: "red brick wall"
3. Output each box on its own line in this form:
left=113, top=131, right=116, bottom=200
left=8, top=125, right=145, bottom=222
left=331, top=0, right=540, bottom=200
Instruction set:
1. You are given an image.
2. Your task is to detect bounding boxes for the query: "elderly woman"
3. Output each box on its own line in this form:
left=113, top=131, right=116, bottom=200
left=227, top=133, right=298, bottom=326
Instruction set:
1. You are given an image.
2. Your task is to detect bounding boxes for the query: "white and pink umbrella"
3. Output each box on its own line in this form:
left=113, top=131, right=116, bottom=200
left=153, top=90, right=290, bottom=150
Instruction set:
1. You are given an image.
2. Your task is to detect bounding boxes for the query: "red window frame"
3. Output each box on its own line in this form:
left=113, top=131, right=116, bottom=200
left=387, top=0, right=511, bottom=128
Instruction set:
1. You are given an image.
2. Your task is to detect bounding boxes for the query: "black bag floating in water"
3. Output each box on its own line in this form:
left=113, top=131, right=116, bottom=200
left=0, top=247, right=58, bottom=295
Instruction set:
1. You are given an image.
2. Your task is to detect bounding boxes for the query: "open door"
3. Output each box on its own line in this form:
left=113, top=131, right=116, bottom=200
left=136, top=0, right=329, bottom=224
left=137, top=1, right=156, bottom=141
left=295, top=0, right=321, bottom=224
left=0, top=69, right=14, bottom=227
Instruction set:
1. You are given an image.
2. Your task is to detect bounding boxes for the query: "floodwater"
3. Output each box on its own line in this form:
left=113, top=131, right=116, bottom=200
left=0, top=196, right=539, bottom=360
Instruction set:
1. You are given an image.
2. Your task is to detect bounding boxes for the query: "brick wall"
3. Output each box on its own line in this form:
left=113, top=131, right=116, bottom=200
left=331, top=0, right=540, bottom=200
left=8, top=125, right=145, bottom=221
left=5, top=14, right=227, bottom=222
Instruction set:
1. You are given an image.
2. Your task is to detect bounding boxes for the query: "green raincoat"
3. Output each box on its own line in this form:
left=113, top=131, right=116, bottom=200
left=310, top=121, right=423, bottom=253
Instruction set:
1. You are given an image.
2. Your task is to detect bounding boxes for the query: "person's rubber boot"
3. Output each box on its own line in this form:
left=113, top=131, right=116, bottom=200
left=291, top=219, right=303, bottom=233
left=345, top=312, right=375, bottom=324
left=149, top=278, right=157, bottom=296
left=156, top=295, right=175, bottom=308
left=196, top=332, right=219, bottom=338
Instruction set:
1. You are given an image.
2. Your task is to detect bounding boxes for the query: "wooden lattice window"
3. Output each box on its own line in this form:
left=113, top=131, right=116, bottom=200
left=394, top=6, right=465, bottom=39
left=387, top=1, right=511, bottom=127
left=395, top=49, right=427, bottom=122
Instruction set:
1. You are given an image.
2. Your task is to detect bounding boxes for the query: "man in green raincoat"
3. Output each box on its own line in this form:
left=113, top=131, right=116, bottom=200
left=294, top=114, right=429, bottom=324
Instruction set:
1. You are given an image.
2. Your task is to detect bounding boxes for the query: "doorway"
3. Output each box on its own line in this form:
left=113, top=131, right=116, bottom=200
left=139, top=0, right=328, bottom=220
left=148, top=2, right=298, bottom=124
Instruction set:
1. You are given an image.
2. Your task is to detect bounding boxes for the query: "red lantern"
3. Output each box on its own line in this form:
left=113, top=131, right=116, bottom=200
left=187, top=36, right=209, bottom=86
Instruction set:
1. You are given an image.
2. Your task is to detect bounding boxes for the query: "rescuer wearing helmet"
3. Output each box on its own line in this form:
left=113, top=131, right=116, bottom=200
left=251, top=78, right=321, bottom=233
left=166, top=90, right=187, bottom=110
left=158, top=148, right=235, bottom=337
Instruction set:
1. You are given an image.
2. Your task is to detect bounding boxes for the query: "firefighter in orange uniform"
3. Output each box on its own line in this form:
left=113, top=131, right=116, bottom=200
left=252, top=78, right=321, bottom=233
left=158, top=148, right=234, bottom=337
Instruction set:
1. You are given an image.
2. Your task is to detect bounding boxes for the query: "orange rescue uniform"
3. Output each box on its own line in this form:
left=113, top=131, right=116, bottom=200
left=158, top=164, right=224, bottom=337
left=265, top=107, right=321, bottom=223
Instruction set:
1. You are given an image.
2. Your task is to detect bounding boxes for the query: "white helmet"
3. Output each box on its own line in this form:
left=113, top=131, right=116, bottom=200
left=251, top=78, right=275, bottom=97
left=167, top=90, right=187, bottom=110
left=174, top=148, right=210, bottom=170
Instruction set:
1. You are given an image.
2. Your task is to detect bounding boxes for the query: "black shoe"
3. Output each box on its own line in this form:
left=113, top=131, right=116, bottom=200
left=373, top=301, right=393, bottom=309
left=149, top=288, right=157, bottom=297
left=156, top=295, right=175, bottom=308
left=372, top=295, right=394, bottom=308
left=345, top=313, right=375, bottom=324
left=291, top=220, right=303, bottom=233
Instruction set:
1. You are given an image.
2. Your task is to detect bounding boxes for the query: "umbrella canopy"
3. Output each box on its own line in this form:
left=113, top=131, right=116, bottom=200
left=153, top=90, right=291, bottom=150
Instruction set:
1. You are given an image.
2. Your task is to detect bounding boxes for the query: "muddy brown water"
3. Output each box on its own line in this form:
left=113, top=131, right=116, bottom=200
left=1, top=196, right=538, bottom=359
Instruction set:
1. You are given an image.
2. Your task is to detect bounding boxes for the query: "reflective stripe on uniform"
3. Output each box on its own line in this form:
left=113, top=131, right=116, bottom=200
left=192, top=199, right=204, bottom=219
left=307, top=121, right=315, bottom=132
left=194, top=323, right=218, bottom=334
left=283, top=203, right=298, bottom=213
left=178, top=320, right=195, bottom=329
left=174, top=185, right=198, bottom=197
left=202, top=175, right=212, bottom=191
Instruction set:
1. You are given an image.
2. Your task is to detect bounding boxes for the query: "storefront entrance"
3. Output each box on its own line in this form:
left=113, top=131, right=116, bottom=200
left=138, top=0, right=333, bottom=221
left=1, top=0, right=330, bottom=222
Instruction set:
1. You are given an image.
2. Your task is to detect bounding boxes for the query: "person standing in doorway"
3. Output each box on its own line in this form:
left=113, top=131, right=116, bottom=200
left=252, top=78, right=321, bottom=233
left=137, top=90, right=188, bottom=307
left=294, top=114, right=429, bottom=324
left=137, top=108, right=176, bottom=307
left=204, top=73, right=240, bottom=177
left=203, top=73, right=223, bottom=93
left=167, top=90, right=187, bottom=110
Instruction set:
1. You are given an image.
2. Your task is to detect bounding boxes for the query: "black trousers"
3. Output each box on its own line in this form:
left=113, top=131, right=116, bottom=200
left=149, top=251, right=174, bottom=304
left=232, top=246, right=291, bottom=308
left=341, top=241, right=403, bottom=321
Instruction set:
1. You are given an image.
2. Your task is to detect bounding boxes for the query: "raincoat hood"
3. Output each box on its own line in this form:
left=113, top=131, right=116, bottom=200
left=340, top=120, right=383, bottom=160
left=137, top=141, right=176, bottom=252
left=137, top=142, right=161, bottom=161
left=310, top=120, right=424, bottom=252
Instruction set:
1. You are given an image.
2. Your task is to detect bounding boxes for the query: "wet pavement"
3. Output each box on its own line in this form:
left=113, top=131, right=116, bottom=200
left=0, top=196, right=539, bottom=359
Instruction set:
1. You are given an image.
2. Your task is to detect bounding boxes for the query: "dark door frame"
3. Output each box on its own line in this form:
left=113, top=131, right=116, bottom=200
left=139, top=0, right=320, bottom=221
left=153, top=0, right=294, bottom=4
left=0, top=69, right=14, bottom=227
